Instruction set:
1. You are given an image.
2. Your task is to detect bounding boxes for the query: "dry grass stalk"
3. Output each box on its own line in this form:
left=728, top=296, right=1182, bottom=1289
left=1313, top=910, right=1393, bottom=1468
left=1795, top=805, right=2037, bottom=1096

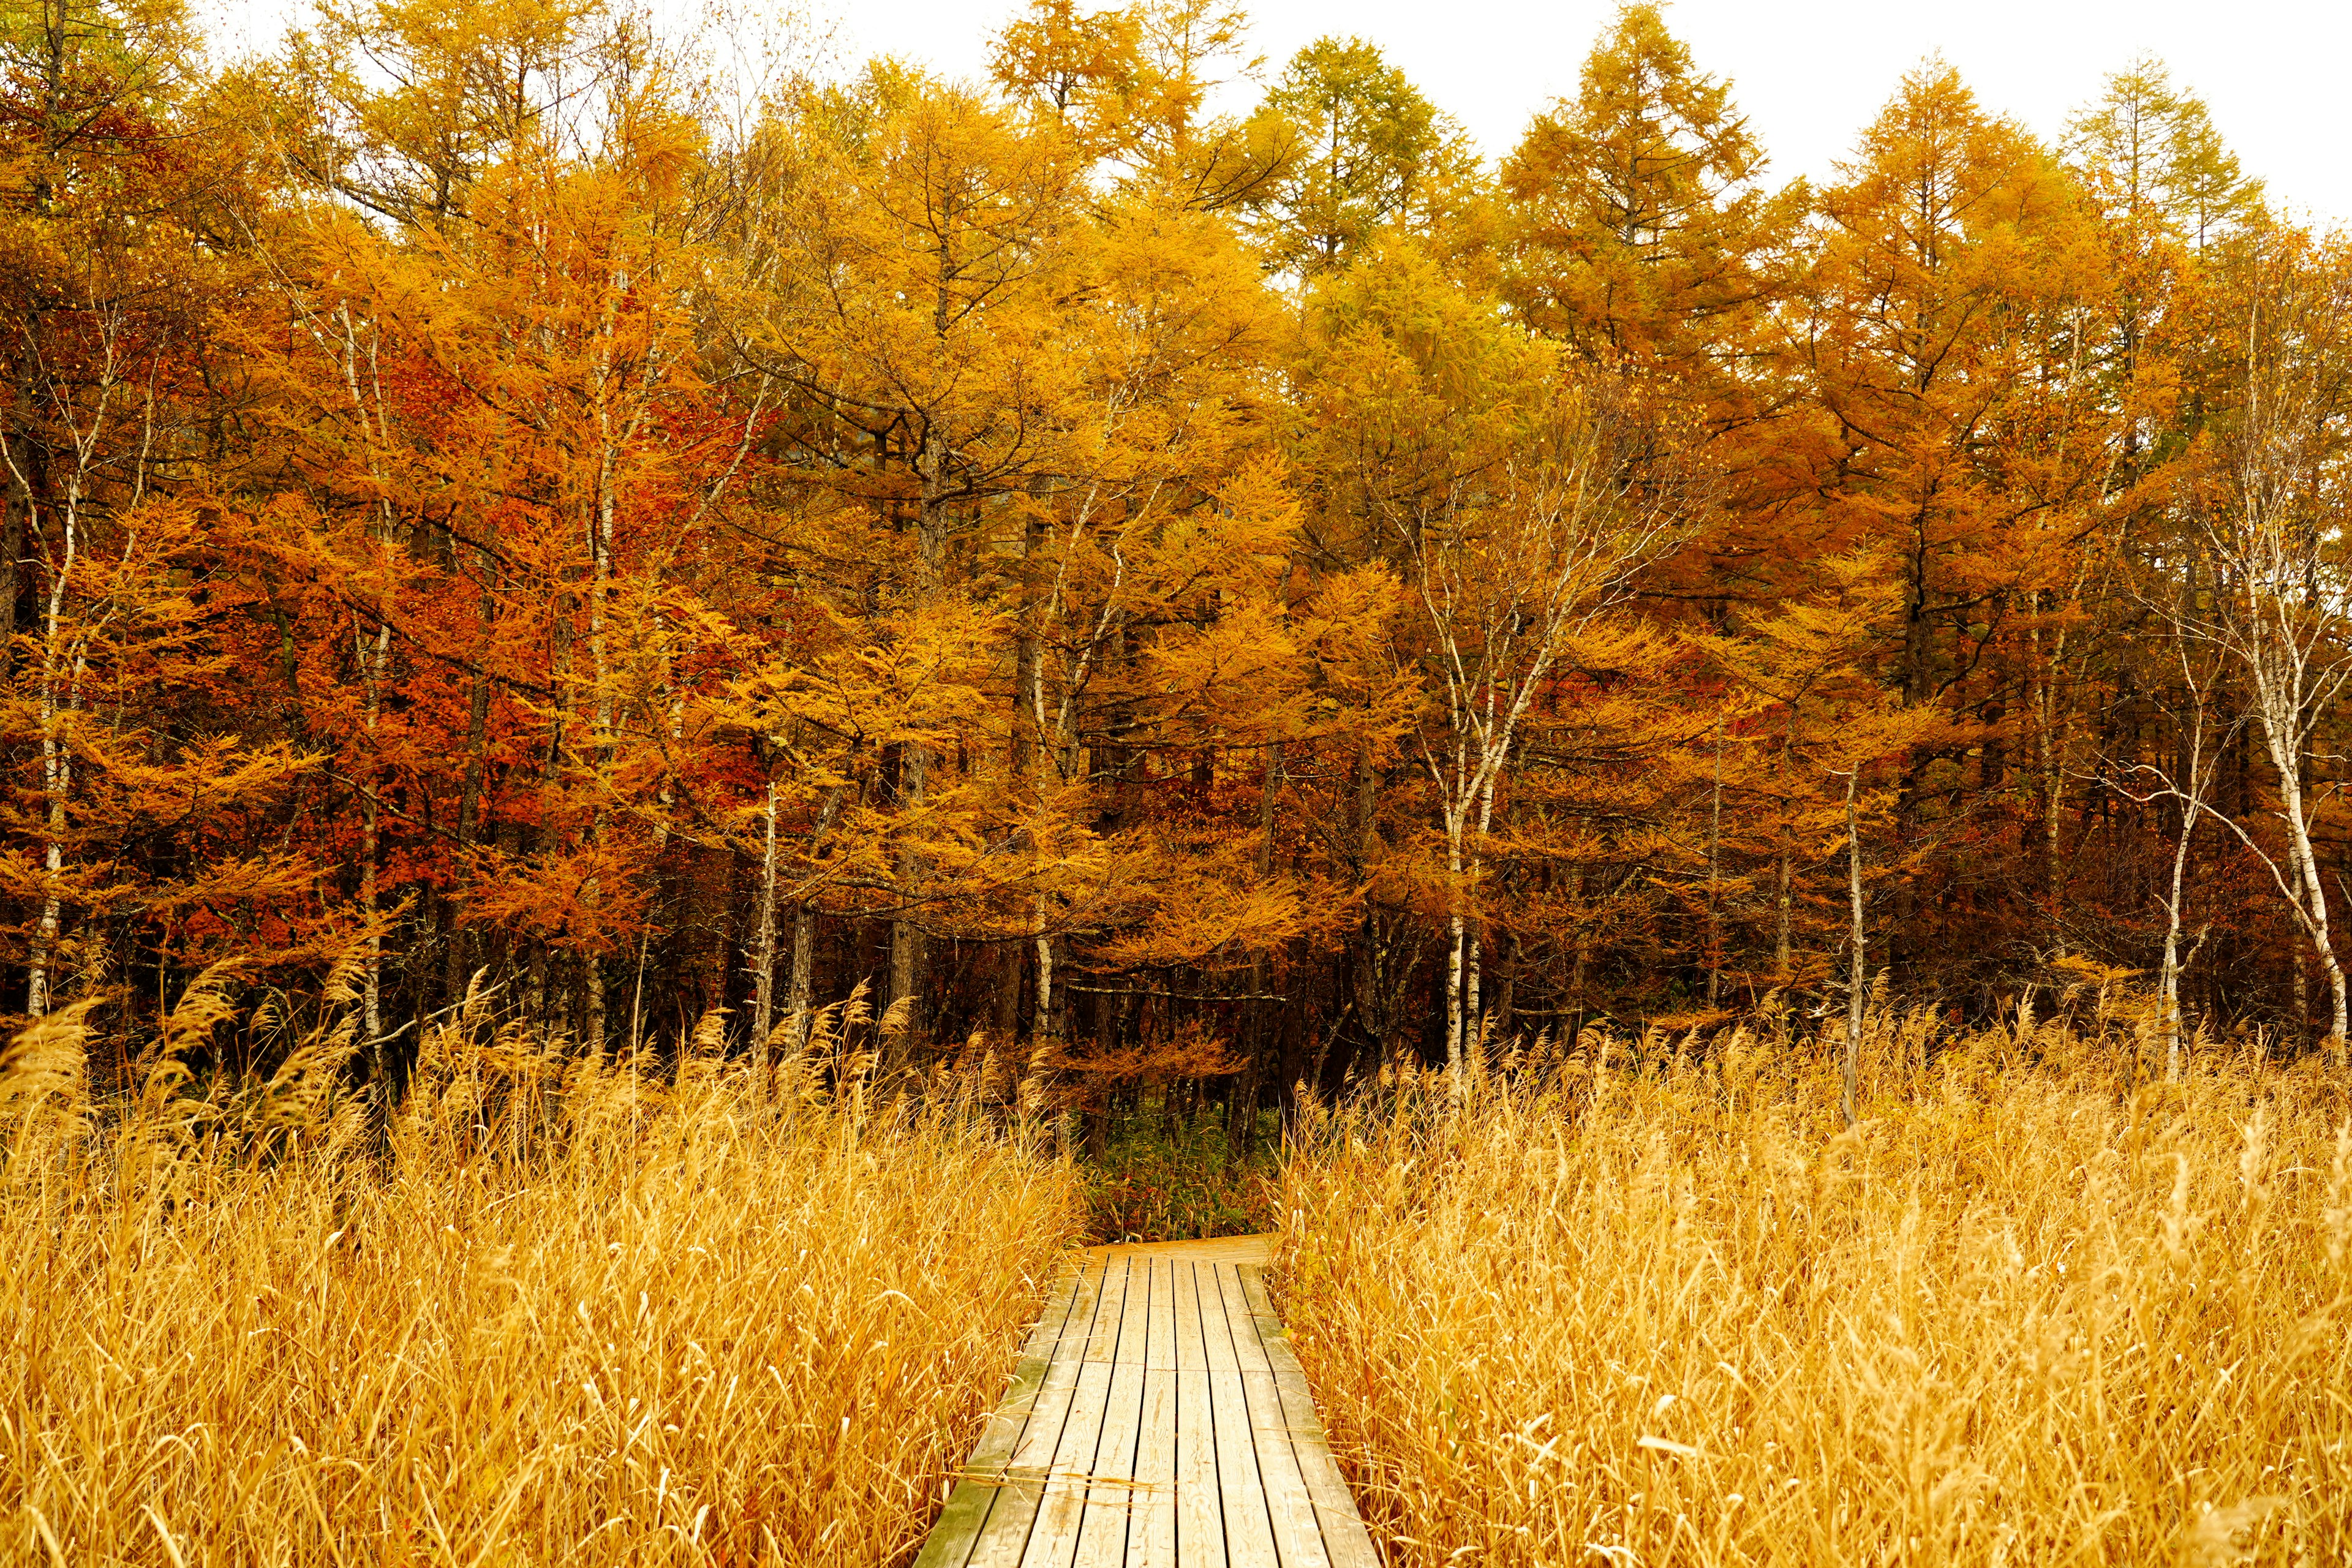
left=1276, top=1009, right=2352, bottom=1566
left=0, top=984, right=1082, bottom=1565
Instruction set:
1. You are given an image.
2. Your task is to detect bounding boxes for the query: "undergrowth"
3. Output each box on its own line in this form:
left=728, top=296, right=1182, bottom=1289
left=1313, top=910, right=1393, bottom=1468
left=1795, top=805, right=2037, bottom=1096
left=1079, top=1103, right=1278, bottom=1244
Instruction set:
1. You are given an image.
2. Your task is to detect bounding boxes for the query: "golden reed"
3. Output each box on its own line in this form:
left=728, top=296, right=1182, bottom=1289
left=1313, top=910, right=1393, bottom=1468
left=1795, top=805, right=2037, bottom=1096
left=0, top=975, right=1082, bottom=1565
left=1276, top=1005, right=2352, bottom=1567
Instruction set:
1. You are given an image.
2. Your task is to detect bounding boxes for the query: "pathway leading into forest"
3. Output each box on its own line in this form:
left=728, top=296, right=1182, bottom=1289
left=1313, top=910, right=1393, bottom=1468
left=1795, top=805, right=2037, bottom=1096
left=914, top=1235, right=1381, bottom=1568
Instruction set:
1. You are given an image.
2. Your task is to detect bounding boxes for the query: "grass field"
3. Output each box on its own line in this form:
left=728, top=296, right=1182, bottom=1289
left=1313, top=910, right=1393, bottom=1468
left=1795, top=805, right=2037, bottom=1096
left=0, top=986, right=1083, bottom=1566
left=1273, top=1012, right=2352, bottom=1566
left=11, top=979, right=2351, bottom=1566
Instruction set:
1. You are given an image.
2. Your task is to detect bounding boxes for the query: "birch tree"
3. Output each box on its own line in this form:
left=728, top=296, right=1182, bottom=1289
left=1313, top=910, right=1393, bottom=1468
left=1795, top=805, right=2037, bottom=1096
left=2178, top=238, right=2352, bottom=1060
left=1408, top=377, right=1694, bottom=1085
left=2119, top=630, right=2232, bottom=1080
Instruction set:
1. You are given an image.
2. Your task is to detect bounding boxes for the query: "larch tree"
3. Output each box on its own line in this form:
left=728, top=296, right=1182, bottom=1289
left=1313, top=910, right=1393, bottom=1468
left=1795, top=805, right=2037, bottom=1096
left=1, top=0, right=315, bottom=1035
left=1801, top=61, right=2122, bottom=965
left=736, top=72, right=1087, bottom=1044
left=1499, top=2, right=1800, bottom=383
left=1245, top=36, right=1474, bottom=274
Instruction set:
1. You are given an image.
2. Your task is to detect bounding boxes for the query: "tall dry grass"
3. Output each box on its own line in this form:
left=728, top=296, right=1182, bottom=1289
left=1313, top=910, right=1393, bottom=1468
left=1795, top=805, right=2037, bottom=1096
left=1276, top=1008, right=2352, bottom=1567
left=0, top=973, right=1084, bottom=1565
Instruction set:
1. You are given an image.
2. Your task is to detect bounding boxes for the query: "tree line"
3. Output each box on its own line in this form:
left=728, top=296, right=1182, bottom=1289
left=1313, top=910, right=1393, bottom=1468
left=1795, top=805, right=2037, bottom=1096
left=5, top=0, right=2345, bottom=1122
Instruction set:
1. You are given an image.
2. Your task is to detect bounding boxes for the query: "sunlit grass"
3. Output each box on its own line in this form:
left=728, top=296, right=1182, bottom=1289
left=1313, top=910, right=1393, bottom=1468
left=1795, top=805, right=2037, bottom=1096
left=1276, top=1010, right=2352, bottom=1566
left=0, top=982, right=1084, bottom=1566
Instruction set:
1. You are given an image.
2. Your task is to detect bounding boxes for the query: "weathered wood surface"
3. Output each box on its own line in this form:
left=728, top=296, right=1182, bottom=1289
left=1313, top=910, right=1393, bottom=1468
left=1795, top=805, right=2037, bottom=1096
left=915, top=1236, right=1380, bottom=1568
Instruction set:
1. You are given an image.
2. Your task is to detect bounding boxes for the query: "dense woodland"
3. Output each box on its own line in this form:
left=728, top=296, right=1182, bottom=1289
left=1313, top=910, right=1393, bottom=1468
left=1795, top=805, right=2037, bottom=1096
left=5, top=0, right=2347, bottom=1119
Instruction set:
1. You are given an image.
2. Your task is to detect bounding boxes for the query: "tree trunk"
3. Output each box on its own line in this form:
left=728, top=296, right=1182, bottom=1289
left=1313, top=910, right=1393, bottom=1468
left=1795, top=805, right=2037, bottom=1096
left=1569, top=864, right=1589, bottom=1040
left=785, top=903, right=818, bottom=1050
left=1035, top=929, right=1058, bottom=1039
left=444, top=581, right=493, bottom=1012
left=1706, top=715, right=1725, bottom=1007
left=1444, top=801, right=1467, bottom=1091
left=0, top=321, right=39, bottom=686
left=1250, top=741, right=1283, bottom=1108
left=891, top=418, right=951, bottom=1056
left=24, top=482, right=77, bottom=1019
left=360, top=616, right=390, bottom=1079
left=2256, top=690, right=2349, bottom=1058
left=1843, top=767, right=1865, bottom=1130
left=751, top=775, right=780, bottom=1050
left=2158, top=690, right=2208, bottom=1082
left=1011, top=502, right=1047, bottom=1039
left=785, top=780, right=846, bottom=1053
left=583, top=956, right=605, bottom=1058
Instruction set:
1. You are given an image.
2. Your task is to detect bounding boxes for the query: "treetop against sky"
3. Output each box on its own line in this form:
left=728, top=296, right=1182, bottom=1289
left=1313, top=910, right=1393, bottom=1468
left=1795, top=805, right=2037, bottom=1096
left=194, top=0, right=2350, bottom=224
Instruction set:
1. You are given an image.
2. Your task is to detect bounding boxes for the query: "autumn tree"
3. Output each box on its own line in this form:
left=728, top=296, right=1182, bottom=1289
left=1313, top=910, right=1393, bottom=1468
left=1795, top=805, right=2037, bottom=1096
left=2169, top=232, right=2352, bottom=1058
left=15, top=0, right=2352, bottom=1117
left=1245, top=36, right=1474, bottom=274
left=0, top=0, right=321, bottom=1046
left=225, top=17, right=729, bottom=1072
left=1500, top=4, right=1799, bottom=385
left=266, top=0, right=612, bottom=233
left=725, top=70, right=1090, bottom=1040
left=1405, top=377, right=1696, bottom=1082
left=1794, top=62, right=2125, bottom=984
left=988, top=0, right=1285, bottom=209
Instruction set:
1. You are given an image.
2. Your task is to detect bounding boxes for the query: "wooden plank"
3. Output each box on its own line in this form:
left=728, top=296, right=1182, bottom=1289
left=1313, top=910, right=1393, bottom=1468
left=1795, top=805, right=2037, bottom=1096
left=1073, top=1360, right=1148, bottom=1567
left=1213, top=1266, right=1272, bottom=1376
left=1127, top=1366, right=1180, bottom=1568
left=1115, top=1253, right=1154, bottom=1365
left=1022, top=1358, right=1117, bottom=1567
left=967, top=1346, right=1088, bottom=1568
left=1085, top=1257, right=1133, bottom=1365
left=1170, top=1259, right=1208, bottom=1373
left=1195, top=1263, right=1241, bottom=1376
left=1147, top=1259, right=1178, bottom=1371
left=1238, top=1270, right=1381, bottom=1568
left=920, top=1270, right=1095, bottom=1568
left=915, top=1353, right=1053, bottom=1568
left=1206, top=1369, right=1281, bottom=1567
left=922, top=1243, right=1382, bottom=1568
left=1262, top=1363, right=1381, bottom=1568
left=1240, top=1371, right=1333, bottom=1568
left=1172, top=1367, right=1226, bottom=1568
left=1220, top=1268, right=1330, bottom=1568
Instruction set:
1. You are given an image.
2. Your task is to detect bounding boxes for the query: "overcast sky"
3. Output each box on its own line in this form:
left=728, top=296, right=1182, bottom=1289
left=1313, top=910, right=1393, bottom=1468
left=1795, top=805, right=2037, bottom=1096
left=203, top=0, right=2351, bottom=224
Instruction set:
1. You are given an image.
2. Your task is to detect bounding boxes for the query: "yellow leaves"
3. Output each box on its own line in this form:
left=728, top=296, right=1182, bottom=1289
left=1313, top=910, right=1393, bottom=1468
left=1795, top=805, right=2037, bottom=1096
left=725, top=596, right=1005, bottom=754
left=1033, top=1017, right=1244, bottom=1099
left=459, top=838, right=649, bottom=953
left=299, top=0, right=622, bottom=231
left=1092, top=868, right=1308, bottom=971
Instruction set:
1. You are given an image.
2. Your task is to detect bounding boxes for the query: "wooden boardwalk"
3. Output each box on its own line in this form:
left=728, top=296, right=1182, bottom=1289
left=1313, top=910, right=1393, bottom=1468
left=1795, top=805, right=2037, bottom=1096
left=914, top=1235, right=1380, bottom=1568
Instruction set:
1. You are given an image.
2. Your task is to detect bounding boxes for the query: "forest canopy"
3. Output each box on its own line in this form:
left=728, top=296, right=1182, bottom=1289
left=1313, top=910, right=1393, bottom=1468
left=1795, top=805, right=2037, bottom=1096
left=2, top=0, right=2341, bottom=1104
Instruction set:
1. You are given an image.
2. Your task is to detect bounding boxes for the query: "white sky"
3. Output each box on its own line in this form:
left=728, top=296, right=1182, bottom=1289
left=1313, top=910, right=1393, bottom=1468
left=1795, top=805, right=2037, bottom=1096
left=203, top=0, right=2352, bottom=224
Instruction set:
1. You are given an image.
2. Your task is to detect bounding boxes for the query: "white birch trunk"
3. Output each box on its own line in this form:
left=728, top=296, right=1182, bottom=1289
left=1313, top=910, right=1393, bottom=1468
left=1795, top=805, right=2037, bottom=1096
left=24, top=477, right=80, bottom=1020
left=1842, top=768, right=1865, bottom=1130
left=751, top=776, right=780, bottom=1051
